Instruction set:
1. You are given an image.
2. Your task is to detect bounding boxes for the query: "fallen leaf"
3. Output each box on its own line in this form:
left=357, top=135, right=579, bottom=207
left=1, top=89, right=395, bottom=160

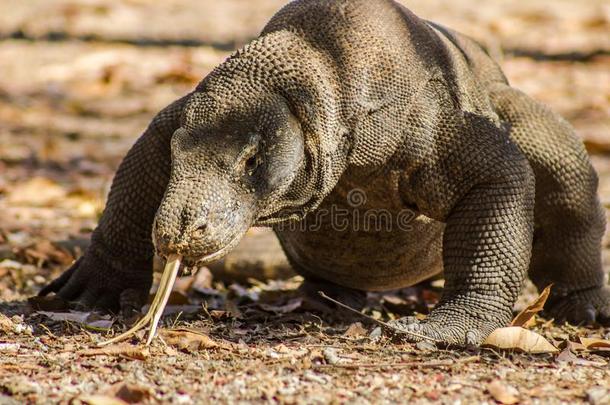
left=557, top=346, right=607, bottom=366
left=587, top=387, right=610, bottom=405
left=323, top=347, right=345, bottom=365
left=585, top=139, right=610, bottom=155
left=159, top=328, right=221, bottom=352
left=209, top=310, right=232, bottom=320
left=0, top=343, right=20, bottom=352
left=580, top=337, right=610, bottom=351
left=344, top=322, right=367, bottom=338
left=37, top=311, right=90, bottom=323
left=5, top=177, right=66, bottom=206
left=146, top=290, right=189, bottom=306
left=155, top=63, right=199, bottom=85
left=229, top=283, right=259, bottom=302
left=81, top=344, right=149, bottom=360
left=85, top=319, right=115, bottom=330
left=266, top=344, right=308, bottom=360
left=483, top=327, right=558, bottom=354
left=414, top=341, right=438, bottom=352
left=0, top=259, right=24, bottom=270
left=164, top=346, right=179, bottom=356
left=421, top=289, right=440, bottom=303
left=151, top=304, right=201, bottom=317
left=78, top=395, right=129, bottom=405
left=36, top=310, right=113, bottom=329
left=173, top=275, right=195, bottom=295
left=104, top=383, right=152, bottom=404
left=487, top=380, right=519, bottom=404
left=259, top=298, right=303, bottom=314
left=511, top=284, right=552, bottom=327
left=382, top=294, right=417, bottom=315
left=369, top=327, right=383, bottom=339
left=191, top=266, right=213, bottom=291
left=0, top=314, right=15, bottom=334
left=566, top=340, right=586, bottom=352
left=22, top=240, right=74, bottom=266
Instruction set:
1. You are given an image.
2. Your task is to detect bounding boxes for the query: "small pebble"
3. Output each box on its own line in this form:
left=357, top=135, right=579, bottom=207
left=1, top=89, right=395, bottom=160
left=369, top=327, right=382, bottom=338
left=587, top=387, right=610, bottom=405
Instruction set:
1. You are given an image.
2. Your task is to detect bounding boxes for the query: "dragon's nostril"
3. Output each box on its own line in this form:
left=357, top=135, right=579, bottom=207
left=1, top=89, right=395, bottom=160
left=192, top=224, right=207, bottom=239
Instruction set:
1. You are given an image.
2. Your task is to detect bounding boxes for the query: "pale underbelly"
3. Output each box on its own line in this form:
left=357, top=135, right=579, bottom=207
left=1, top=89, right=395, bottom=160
left=276, top=214, right=445, bottom=291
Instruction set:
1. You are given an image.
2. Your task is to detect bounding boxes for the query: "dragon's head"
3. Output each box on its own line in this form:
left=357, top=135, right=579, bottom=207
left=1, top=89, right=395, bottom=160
left=152, top=92, right=305, bottom=265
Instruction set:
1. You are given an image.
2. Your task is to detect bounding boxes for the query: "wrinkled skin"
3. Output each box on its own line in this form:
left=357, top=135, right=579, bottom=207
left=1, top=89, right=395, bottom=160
left=41, top=0, right=609, bottom=344
left=152, top=95, right=305, bottom=265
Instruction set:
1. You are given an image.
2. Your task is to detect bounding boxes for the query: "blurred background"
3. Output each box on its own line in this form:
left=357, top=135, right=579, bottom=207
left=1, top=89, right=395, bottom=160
left=0, top=0, right=608, bottom=299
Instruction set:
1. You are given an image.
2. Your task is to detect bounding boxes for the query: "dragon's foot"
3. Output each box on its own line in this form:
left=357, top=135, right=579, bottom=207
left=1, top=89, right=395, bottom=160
left=544, top=286, right=610, bottom=326
left=389, top=310, right=506, bottom=346
left=39, top=247, right=152, bottom=316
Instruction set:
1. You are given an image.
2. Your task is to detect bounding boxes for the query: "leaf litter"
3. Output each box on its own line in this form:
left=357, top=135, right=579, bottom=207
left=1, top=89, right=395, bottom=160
left=0, top=0, right=609, bottom=402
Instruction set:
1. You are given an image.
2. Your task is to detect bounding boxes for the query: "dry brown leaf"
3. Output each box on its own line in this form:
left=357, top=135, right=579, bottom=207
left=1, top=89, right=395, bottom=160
left=78, top=395, right=129, bottom=405
left=487, top=380, right=519, bottom=404
left=5, top=177, right=66, bottom=206
left=580, top=337, right=610, bottom=351
left=173, top=275, right=195, bottom=295
left=344, top=322, right=367, bottom=338
left=104, top=382, right=152, bottom=404
left=22, top=240, right=74, bottom=265
left=511, top=284, right=552, bottom=327
left=567, top=340, right=586, bottom=353
left=0, top=314, right=15, bottom=334
left=191, top=266, right=213, bottom=291
left=483, top=326, right=558, bottom=354
left=147, top=290, right=190, bottom=306
left=382, top=294, right=416, bottom=315
left=81, top=344, right=149, bottom=360
left=259, top=298, right=303, bottom=314
left=36, top=310, right=113, bottom=329
left=556, top=347, right=607, bottom=366
left=208, top=310, right=233, bottom=321
left=159, top=328, right=221, bottom=352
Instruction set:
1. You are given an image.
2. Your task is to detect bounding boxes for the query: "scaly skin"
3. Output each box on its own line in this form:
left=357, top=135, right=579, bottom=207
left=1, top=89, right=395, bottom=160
left=41, top=0, right=608, bottom=344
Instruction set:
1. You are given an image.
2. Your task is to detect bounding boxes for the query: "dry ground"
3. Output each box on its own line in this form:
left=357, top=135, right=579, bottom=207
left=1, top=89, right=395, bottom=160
left=0, top=1, right=609, bottom=403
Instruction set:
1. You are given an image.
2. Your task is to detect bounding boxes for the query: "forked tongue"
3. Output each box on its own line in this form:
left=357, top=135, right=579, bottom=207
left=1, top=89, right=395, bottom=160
left=98, top=254, right=182, bottom=346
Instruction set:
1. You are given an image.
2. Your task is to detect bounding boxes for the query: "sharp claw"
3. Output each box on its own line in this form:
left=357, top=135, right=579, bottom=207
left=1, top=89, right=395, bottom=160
left=119, top=288, right=147, bottom=319
left=567, top=304, right=596, bottom=326
left=403, top=316, right=419, bottom=325
left=38, top=259, right=81, bottom=296
left=465, top=330, right=480, bottom=346
left=98, top=254, right=181, bottom=347
left=390, top=316, right=418, bottom=329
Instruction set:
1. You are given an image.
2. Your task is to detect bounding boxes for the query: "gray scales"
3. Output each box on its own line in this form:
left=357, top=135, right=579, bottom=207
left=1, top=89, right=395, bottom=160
left=40, top=0, right=610, bottom=345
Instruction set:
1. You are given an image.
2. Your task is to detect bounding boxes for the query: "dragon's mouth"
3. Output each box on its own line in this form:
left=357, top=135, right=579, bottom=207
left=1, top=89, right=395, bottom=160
left=179, top=230, right=246, bottom=266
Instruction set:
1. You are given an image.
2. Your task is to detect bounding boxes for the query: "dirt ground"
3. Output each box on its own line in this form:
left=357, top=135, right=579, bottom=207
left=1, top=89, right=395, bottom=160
left=0, top=1, right=609, bottom=403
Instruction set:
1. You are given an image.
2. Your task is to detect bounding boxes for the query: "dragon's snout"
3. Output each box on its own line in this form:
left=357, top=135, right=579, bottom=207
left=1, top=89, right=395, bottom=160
left=152, top=180, right=253, bottom=264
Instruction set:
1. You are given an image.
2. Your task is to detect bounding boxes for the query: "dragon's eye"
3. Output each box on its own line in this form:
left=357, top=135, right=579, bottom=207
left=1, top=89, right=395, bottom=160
left=235, top=133, right=262, bottom=177
left=244, top=153, right=261, bottom=176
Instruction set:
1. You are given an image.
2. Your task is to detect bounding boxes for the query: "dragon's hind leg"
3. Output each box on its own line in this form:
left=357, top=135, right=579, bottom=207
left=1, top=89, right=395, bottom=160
left=490, top=83, right=610, bottom=325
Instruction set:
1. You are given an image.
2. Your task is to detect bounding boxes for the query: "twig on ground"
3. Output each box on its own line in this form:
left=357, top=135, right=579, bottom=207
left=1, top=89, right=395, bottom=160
left=317, top=291, right=440, bottom=343
left=314, top=355, right=480, bottom=370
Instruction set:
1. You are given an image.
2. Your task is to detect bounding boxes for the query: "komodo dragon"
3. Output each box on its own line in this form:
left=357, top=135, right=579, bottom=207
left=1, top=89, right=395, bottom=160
left=40, top=0, right=610, bottom=345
